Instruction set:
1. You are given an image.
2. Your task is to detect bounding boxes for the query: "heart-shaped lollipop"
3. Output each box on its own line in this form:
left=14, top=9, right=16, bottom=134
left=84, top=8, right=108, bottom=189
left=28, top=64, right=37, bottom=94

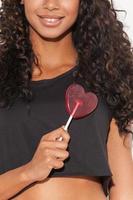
left=65, top=84, right=98, bottom=118
left=64, top=83, right=98, bottom=131
left=57, top=83, right=98, bottom=141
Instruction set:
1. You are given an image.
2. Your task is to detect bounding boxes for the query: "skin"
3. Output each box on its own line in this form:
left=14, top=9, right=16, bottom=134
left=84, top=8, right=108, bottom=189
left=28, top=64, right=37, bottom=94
left=107, top=120, right=133, bottom=200
left=22, top=0, right=79, bottom=78
left=6, top=0, right=133, bottom=199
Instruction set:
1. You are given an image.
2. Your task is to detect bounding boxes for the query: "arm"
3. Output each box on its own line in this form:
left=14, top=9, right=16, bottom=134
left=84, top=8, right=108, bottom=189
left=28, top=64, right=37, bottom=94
left=0, top=163, right=34, bottom=200
left=107, top=119, right=133, bottom=200
left=0, top=127, right=70, bottom=200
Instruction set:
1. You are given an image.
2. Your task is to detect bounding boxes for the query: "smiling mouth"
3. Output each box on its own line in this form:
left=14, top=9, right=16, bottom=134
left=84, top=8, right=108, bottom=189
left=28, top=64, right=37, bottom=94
left=38, top=16, right=65, bottom=27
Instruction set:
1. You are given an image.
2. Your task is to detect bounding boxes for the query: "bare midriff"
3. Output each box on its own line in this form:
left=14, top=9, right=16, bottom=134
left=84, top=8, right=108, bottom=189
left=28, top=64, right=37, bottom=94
left=12, top=176, right=107, bottom=200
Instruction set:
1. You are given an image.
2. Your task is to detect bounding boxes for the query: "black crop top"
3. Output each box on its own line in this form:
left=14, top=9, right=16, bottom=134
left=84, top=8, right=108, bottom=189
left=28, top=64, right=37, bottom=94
left=0, top=65, right=113, bottom=196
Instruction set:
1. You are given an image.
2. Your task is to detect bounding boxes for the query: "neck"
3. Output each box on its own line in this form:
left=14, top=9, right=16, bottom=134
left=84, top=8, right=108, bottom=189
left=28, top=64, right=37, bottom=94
left=30, top=27, right=78, bottom=70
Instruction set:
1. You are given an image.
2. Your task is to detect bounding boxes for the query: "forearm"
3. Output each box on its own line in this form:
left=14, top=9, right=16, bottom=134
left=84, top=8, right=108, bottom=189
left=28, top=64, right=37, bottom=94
left=0, top=164, right=34, bottom=200
left=109, top=184, right=133, bottom=200
left=109, top=193, right=133, bottom=200
left=109, top=162, right=133, bottom=200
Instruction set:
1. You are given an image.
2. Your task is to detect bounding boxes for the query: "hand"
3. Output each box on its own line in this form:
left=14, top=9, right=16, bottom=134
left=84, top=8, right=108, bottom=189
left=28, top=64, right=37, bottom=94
left=25, top=126, right=70, bottom=182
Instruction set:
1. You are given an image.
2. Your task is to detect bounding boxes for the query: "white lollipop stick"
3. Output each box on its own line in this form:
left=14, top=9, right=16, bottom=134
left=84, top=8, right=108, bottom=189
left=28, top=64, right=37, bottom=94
left=57, top=101, right=80, bottom=142
left=64, top=101, right=80, bottom=131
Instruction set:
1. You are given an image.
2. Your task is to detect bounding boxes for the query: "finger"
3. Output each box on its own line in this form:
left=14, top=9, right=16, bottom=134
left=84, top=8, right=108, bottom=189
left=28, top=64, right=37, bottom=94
left=59, top=127, right=70, bottom=142
left=42, top=126, right=70, bottom=142
left=41, top=127, right=63, bottom=141
left=41, top=140, right=68, bottom=150
left=50, top=158, right=64, bottom=169
left=45, top=148, right=69, bottom=160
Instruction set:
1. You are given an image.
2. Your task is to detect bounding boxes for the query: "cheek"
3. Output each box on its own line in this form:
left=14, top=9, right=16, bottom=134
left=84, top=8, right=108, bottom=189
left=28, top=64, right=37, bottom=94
left=63, top=1, right=80, bottom=24
left=23, top=0, right=80, bottom=38
left=23, top=0, right=39, bottom=23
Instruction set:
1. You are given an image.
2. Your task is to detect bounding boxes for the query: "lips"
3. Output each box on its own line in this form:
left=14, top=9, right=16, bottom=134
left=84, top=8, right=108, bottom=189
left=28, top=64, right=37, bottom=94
left=38, top=15, right=65, bottom=27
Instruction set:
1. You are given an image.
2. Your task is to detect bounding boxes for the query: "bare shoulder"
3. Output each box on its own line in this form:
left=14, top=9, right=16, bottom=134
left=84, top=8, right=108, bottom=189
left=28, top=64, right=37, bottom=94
left=107, top=118, right=133, bottom=199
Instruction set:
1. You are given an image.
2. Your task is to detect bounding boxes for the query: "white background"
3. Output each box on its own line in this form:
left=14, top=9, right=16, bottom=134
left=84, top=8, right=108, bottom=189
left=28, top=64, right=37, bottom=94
left=113, top=0, right=133, bottom=44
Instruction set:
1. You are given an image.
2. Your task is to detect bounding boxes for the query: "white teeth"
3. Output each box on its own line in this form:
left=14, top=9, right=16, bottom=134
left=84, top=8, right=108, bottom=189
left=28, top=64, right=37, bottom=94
left=44, top=18, right=60, bottom=22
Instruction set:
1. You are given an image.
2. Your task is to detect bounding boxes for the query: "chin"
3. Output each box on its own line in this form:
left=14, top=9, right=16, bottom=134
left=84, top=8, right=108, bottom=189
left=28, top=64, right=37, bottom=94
left=39, top=29, right=71, bottom=41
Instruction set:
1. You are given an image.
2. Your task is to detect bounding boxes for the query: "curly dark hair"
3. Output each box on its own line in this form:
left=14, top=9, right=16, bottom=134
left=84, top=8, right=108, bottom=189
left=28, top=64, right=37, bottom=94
left=0, top=0, right=133, bottom=135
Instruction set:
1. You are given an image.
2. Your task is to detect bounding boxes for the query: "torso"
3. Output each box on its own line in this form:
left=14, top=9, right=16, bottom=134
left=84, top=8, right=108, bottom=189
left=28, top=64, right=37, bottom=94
left=12, top=68, right=106, bottom=200
left=11, top=67, right=107, bottom=200
left=12, top=176, right=107, bottom=200
left=0, top=65, right=111, bottom=200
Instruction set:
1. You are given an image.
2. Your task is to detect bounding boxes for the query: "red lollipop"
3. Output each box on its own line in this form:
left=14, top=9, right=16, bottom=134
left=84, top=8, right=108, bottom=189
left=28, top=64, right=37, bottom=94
left=57, top=83, right=98, bottom=141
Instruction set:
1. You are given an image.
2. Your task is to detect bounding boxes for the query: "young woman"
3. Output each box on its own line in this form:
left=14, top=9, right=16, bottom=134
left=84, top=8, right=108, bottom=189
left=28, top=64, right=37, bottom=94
left=0, top=0, right=133, bottom=199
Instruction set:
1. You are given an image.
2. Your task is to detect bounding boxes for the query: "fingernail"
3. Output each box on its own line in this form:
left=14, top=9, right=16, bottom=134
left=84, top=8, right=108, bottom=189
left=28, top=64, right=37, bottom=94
left=58, top=136, right=63, bottom=141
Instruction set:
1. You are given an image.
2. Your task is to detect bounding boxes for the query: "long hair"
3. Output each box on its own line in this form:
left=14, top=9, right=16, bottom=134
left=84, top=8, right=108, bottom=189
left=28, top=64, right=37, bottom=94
left=0, top=0, right=133, bottom=134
